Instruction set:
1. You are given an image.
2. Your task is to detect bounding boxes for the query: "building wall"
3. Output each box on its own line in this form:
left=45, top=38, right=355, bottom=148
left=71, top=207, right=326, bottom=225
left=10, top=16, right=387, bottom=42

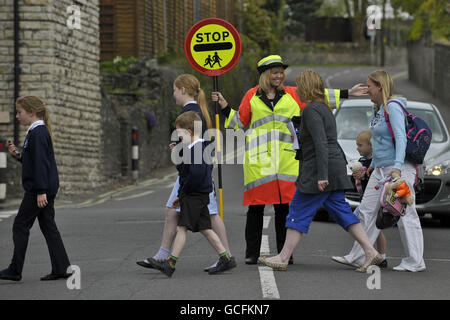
left=100, top=0, right=241, bottom=61
left=0, top=0, right=104, bottom=198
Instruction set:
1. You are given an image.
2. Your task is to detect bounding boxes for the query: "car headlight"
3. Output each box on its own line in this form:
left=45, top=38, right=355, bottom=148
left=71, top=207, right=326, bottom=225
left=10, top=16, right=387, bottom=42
left=425, top=160, right=450, bottom=176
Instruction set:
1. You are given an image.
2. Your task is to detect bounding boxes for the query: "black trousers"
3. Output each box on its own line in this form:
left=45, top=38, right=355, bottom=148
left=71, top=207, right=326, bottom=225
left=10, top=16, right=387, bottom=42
left=9, top=193, right=70, bottom=275
left=245, top=203, right=289, bottom=259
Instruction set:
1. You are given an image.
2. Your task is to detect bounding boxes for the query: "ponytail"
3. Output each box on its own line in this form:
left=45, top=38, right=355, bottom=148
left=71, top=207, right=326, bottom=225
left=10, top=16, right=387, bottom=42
left=197, top=88, right=212, bottom=130
left=16, top=96, right=54, bottom=142
left=42, top=106, right=54, bottom=142
left=174, top=74, right=212, bottom=130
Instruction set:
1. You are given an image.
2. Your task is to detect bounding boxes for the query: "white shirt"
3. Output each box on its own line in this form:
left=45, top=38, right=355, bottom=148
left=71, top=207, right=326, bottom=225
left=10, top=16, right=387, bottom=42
left=27, top=120, right=45, bottom=135
left=188, top=138, right=204, bottom=149
left=183, top=101, right=197, bottom=107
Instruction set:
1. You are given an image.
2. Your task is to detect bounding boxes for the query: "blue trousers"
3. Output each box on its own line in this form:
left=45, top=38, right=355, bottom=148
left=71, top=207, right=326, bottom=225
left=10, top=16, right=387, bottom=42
left=286, top=189, right=360, bottom=234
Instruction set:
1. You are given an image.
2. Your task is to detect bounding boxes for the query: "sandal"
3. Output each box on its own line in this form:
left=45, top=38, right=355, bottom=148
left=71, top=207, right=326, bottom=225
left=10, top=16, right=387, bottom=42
left=258, top=256, right=288, bottom=271
left=355, top=254, right=384, bottom=273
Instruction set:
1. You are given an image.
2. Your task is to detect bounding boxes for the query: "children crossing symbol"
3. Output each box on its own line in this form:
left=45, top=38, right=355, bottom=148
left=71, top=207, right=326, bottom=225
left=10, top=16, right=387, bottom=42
left=185, top=18, right=241, bottom=77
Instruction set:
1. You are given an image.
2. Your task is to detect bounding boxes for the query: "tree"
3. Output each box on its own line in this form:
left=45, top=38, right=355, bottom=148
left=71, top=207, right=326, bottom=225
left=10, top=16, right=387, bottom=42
left=342, top=0, right=369, bottom=43
left=284, top=0, right=324, bottom=38
left=391, top=0, right=450, bottom=42
left=241, top=0, right=279, bottom=53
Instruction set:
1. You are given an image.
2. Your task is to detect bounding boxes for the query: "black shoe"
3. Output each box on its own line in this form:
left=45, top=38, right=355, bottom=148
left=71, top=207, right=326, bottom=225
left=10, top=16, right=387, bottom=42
left=40, top=273, right=72, bottom=281
left=137, top=258, right=160, bottom=269
left=208, top=256, right=237, bottom=275
left=379, top=259, right=388, bottom=269
left=152, top=259, right=175, bottom=278
left=204, top=256, right=237, bottom=272
left=245, top=256, right=258, bottom=265
left=0, top=268, right=21, bottom=282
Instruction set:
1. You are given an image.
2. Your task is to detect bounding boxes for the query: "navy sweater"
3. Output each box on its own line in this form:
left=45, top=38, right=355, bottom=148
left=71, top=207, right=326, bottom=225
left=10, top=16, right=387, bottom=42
left=20, top=125, right=59, bottom=195
left=176, top=140, right=212, bottom=196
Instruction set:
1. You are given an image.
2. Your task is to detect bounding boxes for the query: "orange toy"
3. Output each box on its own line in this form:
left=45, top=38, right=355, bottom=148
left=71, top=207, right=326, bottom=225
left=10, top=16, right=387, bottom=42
left=393, top=181, right=414, bottom=206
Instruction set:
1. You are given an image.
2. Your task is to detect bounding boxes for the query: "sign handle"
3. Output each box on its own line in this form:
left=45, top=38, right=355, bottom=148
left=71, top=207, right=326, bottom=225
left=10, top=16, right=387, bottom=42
left=213, top=76, right=224, bottom=220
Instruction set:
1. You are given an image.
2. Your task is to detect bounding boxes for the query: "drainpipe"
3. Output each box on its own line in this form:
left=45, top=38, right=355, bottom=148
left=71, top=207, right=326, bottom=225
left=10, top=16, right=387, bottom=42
left=13, top=0, right=20, bottom=146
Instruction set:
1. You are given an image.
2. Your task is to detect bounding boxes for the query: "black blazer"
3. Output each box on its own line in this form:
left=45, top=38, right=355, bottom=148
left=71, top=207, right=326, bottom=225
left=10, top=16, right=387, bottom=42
left=296, top=101, right=352, bottom=194
left=21, top=125, right=59, bottom=196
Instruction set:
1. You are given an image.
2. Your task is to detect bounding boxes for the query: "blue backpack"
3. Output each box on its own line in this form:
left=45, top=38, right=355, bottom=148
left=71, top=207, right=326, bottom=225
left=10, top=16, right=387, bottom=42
left=384, top=100, right=432, bottom=165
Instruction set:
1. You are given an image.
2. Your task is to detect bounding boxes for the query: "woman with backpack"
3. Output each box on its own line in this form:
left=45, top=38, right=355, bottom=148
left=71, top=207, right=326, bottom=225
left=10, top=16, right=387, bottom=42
left=331, top=70, right=426, bottom=272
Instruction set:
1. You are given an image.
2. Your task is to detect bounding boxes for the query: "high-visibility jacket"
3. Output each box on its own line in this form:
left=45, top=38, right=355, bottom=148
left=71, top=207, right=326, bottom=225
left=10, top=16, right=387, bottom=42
left=225, top=86, right=340, bottom=205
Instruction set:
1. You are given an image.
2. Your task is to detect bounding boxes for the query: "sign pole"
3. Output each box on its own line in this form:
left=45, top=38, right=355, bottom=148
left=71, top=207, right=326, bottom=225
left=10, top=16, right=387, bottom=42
left=213, top=76, right=224, bottom=220
left=184, top=18, right=241, bottom=222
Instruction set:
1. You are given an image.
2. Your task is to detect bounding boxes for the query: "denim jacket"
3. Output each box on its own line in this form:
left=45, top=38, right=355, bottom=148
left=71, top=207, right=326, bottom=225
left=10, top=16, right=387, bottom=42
left=370, top=97, right=407, bottom=170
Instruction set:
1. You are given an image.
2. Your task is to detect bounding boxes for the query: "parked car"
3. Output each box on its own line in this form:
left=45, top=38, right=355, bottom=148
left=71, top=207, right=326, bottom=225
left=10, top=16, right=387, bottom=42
left=317, top=99, right=450, bottom=227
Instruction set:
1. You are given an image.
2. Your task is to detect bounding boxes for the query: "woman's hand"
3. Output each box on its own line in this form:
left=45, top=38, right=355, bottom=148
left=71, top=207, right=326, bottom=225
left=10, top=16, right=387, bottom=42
left=388, top=168, right=402, bottom=179
left=211, top=92, right=228, bottom=109
left=318, top=180, right=329, bottom=192
left=349, top=83, right=368, bottom=97
left=37, top=194, right=48, bottom=208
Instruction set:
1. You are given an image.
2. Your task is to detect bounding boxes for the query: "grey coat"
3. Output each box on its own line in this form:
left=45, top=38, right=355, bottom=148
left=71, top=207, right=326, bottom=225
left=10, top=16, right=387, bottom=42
left=296, top=101, right=353, bottom=194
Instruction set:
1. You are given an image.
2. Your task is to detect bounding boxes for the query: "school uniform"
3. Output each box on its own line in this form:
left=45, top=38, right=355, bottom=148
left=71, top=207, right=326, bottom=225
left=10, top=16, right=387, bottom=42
left=176, top=139, right=213, bottom=232
left=8, top=121, right=70, bottom=276
left=166, top=102, right=219, bottom=215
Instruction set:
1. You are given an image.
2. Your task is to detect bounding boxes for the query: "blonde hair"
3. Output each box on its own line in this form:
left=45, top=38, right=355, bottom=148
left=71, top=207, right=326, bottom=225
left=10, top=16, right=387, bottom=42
left=368, top=70, right=394, bottom=115
left=175, top=111, right=201, bottom=134
left=16, top=96, right=54, bottom=141
left=258, top=68, right=285, bottom=94
left=296, top=70, right=330, bottom=109
left=356, top=130, right=372, bottom=145
left=174, top=74, right=212, bottom=130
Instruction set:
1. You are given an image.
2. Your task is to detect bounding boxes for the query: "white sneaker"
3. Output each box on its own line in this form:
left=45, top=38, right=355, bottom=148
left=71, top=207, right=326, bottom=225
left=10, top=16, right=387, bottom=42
left=331, top=256, right=360, bottom=268
left=393, top=265, right=426, bottom=272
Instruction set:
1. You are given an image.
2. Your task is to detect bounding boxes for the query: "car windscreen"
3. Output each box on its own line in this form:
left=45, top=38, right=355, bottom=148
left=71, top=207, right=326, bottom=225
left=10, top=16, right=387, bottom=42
left=336, top=106, right=447, bottom=143
left=336, top=107, right=373, bottom=140
left=408, top=108, right=447, bottom=143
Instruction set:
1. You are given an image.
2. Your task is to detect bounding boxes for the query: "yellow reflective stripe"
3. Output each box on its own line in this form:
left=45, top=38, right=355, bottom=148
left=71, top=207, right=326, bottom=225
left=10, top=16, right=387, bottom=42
left=325, top=89, right=341, bottom=109
left=251, top=114, right=291, bottom=129
left=244, top=174, right=297, bottom=191
left=246, top=131, right=293, bottom=151
left=335, top=89, right=340, bottom=109
left=225, top=109, right=242, bottom=130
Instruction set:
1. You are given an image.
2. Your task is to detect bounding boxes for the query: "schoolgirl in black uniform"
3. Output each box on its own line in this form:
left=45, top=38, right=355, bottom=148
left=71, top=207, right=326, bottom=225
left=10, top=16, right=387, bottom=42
left=0, top=96, right=71, bottom=282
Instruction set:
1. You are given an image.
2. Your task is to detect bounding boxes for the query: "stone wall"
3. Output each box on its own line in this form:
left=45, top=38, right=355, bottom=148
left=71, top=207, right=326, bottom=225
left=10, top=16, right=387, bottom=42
left=0, top=0, right=104, bottom=198
left=101, top=58, right=179, bottom=182
left=408, top=39, right=450, bottom=104
left=283, top=44, right=407, bottom=66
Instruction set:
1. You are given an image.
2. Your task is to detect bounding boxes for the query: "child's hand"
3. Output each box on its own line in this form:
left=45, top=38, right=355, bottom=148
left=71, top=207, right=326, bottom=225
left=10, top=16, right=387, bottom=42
left=172, top=197, right=180, bottom=209
left=352, top=171, right=365, bottom=180
left=169, top=142, right=177, bottom=150
left=7, top=140, right=21, bottom=159
left=37, top=194, right=48, bottom=208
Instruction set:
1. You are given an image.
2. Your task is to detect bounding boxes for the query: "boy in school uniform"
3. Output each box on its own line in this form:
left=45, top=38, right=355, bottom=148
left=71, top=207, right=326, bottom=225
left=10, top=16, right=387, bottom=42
left=150, top=111, right=235, bottom=277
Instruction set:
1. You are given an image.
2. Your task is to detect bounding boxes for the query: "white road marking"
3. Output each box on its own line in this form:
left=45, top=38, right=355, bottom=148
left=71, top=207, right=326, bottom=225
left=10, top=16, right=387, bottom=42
left=260, top=235, right=270, bottom=255
left=113, top=190, right=155, bottom=201
left=259, top=215, right=280, bottom=299
left=0, top=210, right=17, bottom=215
left=259, top=267, right=281, bottom=299
left=263, top=216, right=271, bottom=229
left=0, top=214, right=13, bottom=218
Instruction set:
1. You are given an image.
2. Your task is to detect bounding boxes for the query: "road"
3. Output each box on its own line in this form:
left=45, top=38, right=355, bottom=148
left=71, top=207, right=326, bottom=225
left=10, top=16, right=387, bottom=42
left=1, top=66, right=449, bottom=301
